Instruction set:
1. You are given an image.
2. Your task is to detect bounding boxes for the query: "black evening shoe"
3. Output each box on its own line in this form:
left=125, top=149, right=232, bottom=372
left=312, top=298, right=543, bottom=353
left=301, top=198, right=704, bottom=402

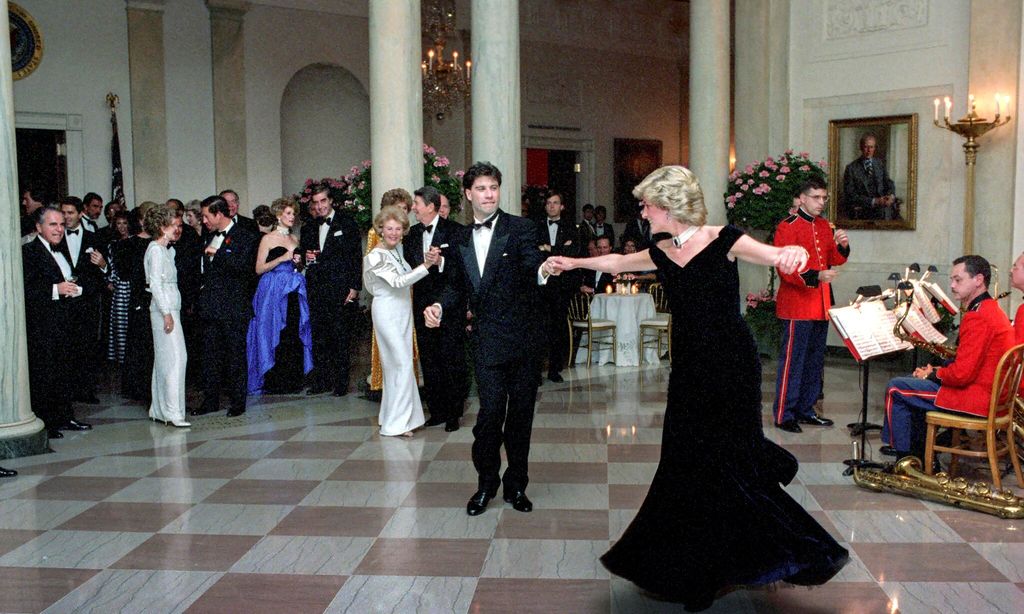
left=61, top=419, right=92, bottom=431
left=775, top=420, right=802, bottom=433
left=424, top=416, right=445, bottom=427
left=503, top=491, right=533, bottom=513
left=547, top=372, right=564, bottom=383
left=47, top=429, right=63, bottom=439
left=444, top=419, right=460, bottom=432
left=466, top=490, right=494, bottom=516
left=879, top=445, right=898, bottom=457
left=0, top=467, right=16, bottom=477
left=797, top=413, right=834, bottom=427
left=226, top=408, right=246, bottom=417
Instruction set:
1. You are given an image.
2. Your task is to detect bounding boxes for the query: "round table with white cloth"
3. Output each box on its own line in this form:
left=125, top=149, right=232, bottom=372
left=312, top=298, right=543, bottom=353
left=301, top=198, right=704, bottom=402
left=574, top=292, right=661, bottom=367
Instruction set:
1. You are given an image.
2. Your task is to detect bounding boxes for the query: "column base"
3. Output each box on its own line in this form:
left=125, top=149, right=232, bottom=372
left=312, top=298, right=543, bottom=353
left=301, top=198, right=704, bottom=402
left=0, top=425, right=50, bottom=460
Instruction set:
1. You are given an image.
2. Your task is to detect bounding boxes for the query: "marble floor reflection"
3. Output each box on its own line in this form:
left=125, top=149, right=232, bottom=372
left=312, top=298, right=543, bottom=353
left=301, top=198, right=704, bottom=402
left=1, top=358, right=1022, bottom=613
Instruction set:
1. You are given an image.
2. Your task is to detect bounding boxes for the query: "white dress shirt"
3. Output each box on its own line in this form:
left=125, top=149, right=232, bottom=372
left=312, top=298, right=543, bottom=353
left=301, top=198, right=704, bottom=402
left=210, top=220, right=234, bottom=254
left=472, top=215, right=496, bottom=277
left=40, top=236, right=73, bottom=300
left=65, top=225, right=84, bottom=266
left=318, top=215, right=334, bottom=251
left=547, top=218, right=559, bottom=245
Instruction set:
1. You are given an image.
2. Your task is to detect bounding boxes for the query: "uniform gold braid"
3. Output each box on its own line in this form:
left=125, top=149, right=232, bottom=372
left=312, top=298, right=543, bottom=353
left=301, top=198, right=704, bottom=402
left=365, top=228, right=420, bottom=392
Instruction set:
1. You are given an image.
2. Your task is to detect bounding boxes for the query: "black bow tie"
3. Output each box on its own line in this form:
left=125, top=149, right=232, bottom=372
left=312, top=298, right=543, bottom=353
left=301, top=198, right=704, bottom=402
left=422, top=224, right=434, bottom=234
left=473, top=218, right=494, bottom=231
left=213, top=230, right=225, bottom=237
left=317, top=217, right=333, bottom=226
left=49, top=244, right=61, bottom=253
left=548, top=219, right=559, bottom=226
left=66, top=229, right=79, bottom=236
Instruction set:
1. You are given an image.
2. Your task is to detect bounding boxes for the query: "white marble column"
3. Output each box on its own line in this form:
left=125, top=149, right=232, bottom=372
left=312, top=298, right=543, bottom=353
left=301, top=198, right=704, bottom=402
left=689, top=0, right=730, bottom=225
left=126, top=0, right=170, bottom=204
left=0, top=0, right=47, bottom=457
left=471, top=0, right=521, bottom=215
left=369, top=0, right=423, bottom=214
left=208, top=0, right=249, bottom=209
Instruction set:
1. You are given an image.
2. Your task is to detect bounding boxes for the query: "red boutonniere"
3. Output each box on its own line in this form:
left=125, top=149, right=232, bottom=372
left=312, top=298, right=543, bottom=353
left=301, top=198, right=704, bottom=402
left=224, top=236, right=232, bottom=247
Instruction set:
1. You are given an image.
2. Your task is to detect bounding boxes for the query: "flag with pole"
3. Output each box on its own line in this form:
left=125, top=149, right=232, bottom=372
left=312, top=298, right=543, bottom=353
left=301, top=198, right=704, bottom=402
left=107, top=92, right=125, bottom=207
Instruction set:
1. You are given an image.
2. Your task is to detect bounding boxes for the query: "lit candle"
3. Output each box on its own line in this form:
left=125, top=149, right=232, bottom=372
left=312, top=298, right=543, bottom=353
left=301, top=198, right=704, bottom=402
left=453, top=51, right=459, bottom=72
left=933, top=98, right=940, bottom=122
left=968, top=94, right=975, bottom=111
left=1004, top=95, right=1012, bottom=115
left=995, top=93, right=1001, bottom=117
left=944, top=96, right=952, bottom=120
left=428, top=49, right=434, bottom=71
left=466, top=60, right=472, bottom=81
left=605, top=285, right=612, bottom=294
left=421, top=61, right=427, bottom=77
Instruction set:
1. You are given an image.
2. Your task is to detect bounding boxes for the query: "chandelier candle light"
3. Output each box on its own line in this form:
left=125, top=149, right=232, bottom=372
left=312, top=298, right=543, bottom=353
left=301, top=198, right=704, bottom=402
left=421, top=0, right=470, bottom=120
left=933, top=92, right=1012, bottom=253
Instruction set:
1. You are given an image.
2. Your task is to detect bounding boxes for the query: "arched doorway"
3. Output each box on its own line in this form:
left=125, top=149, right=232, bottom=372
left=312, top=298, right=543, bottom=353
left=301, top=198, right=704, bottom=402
left=280, top=63, right=370, bottom=198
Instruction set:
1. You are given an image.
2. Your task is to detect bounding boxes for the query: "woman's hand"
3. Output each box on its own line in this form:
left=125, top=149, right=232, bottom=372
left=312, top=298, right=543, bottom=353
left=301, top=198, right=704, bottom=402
left=775, top=245, right=808, bottom=275
left=163, top=314, right=174, bottom=335
left=547, top=256, right=576, bottom=274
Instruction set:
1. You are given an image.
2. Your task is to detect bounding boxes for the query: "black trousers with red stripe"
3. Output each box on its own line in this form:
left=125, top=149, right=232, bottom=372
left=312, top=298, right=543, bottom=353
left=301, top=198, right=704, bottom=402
left=773, top=319, right=829, bottom=424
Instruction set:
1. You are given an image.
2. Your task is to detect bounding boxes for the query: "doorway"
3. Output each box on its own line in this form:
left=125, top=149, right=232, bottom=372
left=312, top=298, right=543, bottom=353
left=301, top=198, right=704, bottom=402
left=16, top=128, right=68, bottom=200
left=524, top=148, right=579, bottom=222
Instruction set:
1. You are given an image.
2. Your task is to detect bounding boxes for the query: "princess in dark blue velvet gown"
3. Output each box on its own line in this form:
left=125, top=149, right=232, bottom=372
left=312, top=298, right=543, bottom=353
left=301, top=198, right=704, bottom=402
left=247, top=201, right=313, bottom=395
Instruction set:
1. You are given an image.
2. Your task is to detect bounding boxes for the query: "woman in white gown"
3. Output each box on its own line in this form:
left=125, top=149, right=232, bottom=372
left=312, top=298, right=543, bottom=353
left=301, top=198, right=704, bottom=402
left=143, top=204, right=189, bottom=427
left=363, top=205, right=439, bottom=437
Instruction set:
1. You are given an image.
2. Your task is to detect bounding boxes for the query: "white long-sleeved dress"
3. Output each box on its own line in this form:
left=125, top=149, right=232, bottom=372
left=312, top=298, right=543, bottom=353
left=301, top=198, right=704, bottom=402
left=363, top=246, right=429, bottom=436
left=145, top=241, right=187, bottom=424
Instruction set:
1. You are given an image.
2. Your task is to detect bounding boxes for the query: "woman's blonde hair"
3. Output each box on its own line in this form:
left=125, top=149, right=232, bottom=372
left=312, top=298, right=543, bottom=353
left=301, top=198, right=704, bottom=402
left=270, top=197, right=295, bottom=219
left=632, top=165, right=707, bottom=227
left=373, top=205, right=411, bottom=236
left=142, top=203, right=177, bottom=237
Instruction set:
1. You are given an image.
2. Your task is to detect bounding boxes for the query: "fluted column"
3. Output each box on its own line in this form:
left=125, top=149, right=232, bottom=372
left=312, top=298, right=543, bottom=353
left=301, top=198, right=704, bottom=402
left=689, top=0, right=730, bottom=225
left=0, top=0, right=47, bottom=458
left=208, top=0, right=249, bottom=209
left=126, top=0, right=170, bottom=203
left=369, top=0, right=423, bottom=214
left=471, top=0, right=520, bottom=215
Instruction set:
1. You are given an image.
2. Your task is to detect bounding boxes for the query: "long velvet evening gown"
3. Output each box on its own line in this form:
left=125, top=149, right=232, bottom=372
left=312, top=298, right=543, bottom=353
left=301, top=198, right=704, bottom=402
left=600, top=225, right=848, bottom=611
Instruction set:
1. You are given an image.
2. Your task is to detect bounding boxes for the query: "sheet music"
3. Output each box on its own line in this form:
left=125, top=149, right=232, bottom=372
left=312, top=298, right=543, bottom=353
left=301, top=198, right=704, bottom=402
left=829, top=302, right=913, bottom=361
left=921, top=280, right=959, bottom=315
left=900, top=305, right=949, bottom=344
left=911, top=281, right=942, bottom=323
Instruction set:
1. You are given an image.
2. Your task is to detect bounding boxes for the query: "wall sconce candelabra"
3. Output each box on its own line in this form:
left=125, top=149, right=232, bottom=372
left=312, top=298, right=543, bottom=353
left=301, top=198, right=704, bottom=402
left=933, top=93, right=1012, bottom=253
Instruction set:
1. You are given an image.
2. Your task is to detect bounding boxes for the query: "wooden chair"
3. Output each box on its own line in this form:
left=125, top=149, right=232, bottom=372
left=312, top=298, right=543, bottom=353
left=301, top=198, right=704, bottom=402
left=568, top=292, right=616, bottom=365
left=639, top=282, right=671, bottom=364
left=924, top=343, right=1024, bottom=489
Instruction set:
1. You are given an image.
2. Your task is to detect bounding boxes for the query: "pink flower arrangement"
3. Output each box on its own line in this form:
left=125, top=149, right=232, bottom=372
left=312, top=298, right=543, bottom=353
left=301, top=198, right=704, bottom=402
left=724, top=150, right=827, bottom=232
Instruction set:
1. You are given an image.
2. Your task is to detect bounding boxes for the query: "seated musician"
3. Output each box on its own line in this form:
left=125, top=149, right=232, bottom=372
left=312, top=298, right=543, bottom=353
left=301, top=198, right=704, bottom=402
left=881, top=255, right=1014, bottom=460
left=1011, top=251, right=1024, bottom=341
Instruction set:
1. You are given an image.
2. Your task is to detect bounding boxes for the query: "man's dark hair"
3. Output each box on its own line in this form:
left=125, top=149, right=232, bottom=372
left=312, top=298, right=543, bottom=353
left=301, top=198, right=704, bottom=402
left=201, top=195, right=230, bottom=217
left=23, top=186, right=48, bottom=205
left=953, top=255, right=992, bottom=288
left=596, top=236, right=612, bottom=248
left=59, top=196, right=84, bottom=212
left=104, top=201, right=124, bottom=217
left=34, top=204, right=61, bottom=224
left=462, top=161, right=502, bottom=190
left=545, top=189, right=563, bottom=202
left=218, top=189, right=239, bottom=201
left=83, top=192, right=103, bottom=205
left=795, top=176, right=828, bottom=198
left=582, top=203, right=594, bottom=213
left=594, top=205, right=607, bottom=216
left=414, top=186, right=442, bottom=211
left=309, top=183, right=332, bottom=200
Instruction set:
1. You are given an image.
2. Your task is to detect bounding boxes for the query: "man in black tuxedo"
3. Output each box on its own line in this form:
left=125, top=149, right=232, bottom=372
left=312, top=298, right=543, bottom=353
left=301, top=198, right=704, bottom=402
left=592, top=205, right=615, bottom=246
left=191, top=195, right=258, bottom=417
left=219, top=189, right=260, bottom=235
left=22, top=207, right=94, bottom=438
left=59, top=197, right=108, bottom=404
left=168, top=206, right=203, bottom=386
left=406, top=186, right=466, bottom=432
left=300, top=183, right=362, bottom=396
left=82, top=192, right=104, bottom=233
left=427, top=161, right=552, bottom=516
left=621, top=208, right=652, bottom=250
left=579, top=236, right=616, bottom=294
left=535, top=190, right=581, bottom=382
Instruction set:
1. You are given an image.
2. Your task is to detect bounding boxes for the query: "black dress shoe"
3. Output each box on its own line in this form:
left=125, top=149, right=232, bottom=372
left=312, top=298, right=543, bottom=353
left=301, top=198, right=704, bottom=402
left=466, top=490, right=494, bottom=516
left=797, top=413, right=834, bottom=427
left=775, top=420, right=802, bottom=433
left=60, top=419, right=92, bottom=431
left=226, top=408, right=246, bottom=417
left=879, top=445, right=898, bottom=457
left=444, top=419, right=460, bottom=432
left=47, top=429, right=63, bottom=439
left=424, top=416, right=445, bottom=427
left=190, top=406, right=217, bottom=416
left=503, top=491, right=533, bottom=513
left=547, top=372, right=564, bottom=383
left=0, top=467, right=16, bottom=478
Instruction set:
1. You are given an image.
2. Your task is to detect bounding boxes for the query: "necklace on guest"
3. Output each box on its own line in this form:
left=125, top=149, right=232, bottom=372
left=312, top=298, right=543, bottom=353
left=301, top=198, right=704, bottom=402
left=275, top=227, right=290, bottom=236
left=671, top=226, right=699, bottom=249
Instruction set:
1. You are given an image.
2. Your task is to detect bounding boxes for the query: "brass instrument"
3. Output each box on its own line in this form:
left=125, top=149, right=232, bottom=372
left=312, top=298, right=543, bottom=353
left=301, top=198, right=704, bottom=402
left=892, top=280, right=957, bottom=359
left=854, top=457, right=1024, bottom=519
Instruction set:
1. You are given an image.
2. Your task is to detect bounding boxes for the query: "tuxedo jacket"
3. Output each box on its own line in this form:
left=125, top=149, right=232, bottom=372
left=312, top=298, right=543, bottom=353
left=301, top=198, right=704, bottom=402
left=841, top=156, right=896, bottom=219
left=233, top=214, right=260, bottom=235
left=22, top=237, right=77, bottom=339
left=64, top=228, right=106, bottom=302
left=299, top=213, right=362, bottom=308
left=535, top=217, right=582, bottom=294
left=404, top=216, right=462, bottom=327
left=439, top=210, right=545, bottom=365
left=580, top=269, right=615, bottom=294
left=621, top=219, right=652, bottom=249
left=198, top=223, right=258, bottom=321
left=173, top=224, right=203, bottom=310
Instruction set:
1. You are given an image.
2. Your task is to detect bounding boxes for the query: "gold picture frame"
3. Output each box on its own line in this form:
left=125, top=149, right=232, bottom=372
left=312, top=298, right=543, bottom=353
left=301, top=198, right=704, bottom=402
left=9, top=2, right=44, bottom=81
left=828, top=114, right=917, bottom=230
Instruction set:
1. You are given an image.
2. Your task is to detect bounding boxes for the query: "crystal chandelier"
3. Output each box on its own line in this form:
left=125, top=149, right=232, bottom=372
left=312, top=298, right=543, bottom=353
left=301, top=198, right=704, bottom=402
left=421, top=0, right=470, bottom=120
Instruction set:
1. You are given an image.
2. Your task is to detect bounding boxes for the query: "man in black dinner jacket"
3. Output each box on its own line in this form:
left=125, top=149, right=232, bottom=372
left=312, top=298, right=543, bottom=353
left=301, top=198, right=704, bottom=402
left=191, top=195, right=258, bottom=417
left=22, top=206, right=94, bottom=438
left=219, top=189, right=260, bottom=235
left=535, top=190, right=581, bottom=383
left=427, top=161, right=553, bottom=517
left=406, top=186, right=466, bottom=432
left=300, top=183, right=362, bottom=396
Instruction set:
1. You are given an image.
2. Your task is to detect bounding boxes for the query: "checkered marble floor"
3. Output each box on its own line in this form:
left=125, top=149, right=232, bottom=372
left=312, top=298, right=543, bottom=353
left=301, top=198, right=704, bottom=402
left=1, top=359, right=1023, bottom=613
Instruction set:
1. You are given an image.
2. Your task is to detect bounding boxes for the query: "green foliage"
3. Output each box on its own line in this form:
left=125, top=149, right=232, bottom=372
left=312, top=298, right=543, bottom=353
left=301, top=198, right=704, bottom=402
left=725, top=150, right=828, bottom=232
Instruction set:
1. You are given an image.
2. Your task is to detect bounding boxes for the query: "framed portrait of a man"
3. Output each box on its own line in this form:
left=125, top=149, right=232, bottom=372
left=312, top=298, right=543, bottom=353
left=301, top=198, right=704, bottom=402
left=828, top=114, right=917, bottom=230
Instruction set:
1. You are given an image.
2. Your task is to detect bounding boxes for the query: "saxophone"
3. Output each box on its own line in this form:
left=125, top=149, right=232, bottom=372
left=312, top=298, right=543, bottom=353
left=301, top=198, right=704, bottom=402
left=891, top=281, right=957, bottom=359
left=854, top=457, right=1024, bottom=519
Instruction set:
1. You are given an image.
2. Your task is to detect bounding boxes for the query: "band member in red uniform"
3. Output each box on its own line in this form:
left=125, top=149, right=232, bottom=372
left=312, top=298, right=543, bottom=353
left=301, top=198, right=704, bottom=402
left=1011, top=251, right=1024, bottom=342
left=881, top=255, right=1014, bottom=459
left=772, top=177, right=850, bottom=433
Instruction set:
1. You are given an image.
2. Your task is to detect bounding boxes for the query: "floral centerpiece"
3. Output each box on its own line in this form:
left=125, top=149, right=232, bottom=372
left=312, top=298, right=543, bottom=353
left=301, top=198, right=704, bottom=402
left=726, top=150, right=827, bottom=356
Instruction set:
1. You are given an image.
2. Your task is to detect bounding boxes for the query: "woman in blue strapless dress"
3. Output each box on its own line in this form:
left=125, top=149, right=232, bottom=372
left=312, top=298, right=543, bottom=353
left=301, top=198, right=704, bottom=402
left=247, top=199, right=313, bottom=395
left=548, top=166, right=848, bottom=612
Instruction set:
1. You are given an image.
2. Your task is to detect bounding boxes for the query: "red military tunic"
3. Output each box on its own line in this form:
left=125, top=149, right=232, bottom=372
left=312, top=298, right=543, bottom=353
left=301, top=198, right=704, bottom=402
left=934, top=297, right=1014, bottom=417
left=773, top=210, right=848, bottom=320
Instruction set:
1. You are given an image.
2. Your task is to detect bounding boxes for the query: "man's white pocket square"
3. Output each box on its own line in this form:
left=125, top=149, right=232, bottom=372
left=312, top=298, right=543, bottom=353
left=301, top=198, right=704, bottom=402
left=333, top=230, right=344, bottom=237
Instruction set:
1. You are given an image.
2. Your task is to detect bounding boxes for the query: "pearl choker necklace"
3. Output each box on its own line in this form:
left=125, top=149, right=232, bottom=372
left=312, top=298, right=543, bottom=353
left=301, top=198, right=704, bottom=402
left=275, top=227, right=290, bottom=236
left=671, top=226, right=699, bottom=248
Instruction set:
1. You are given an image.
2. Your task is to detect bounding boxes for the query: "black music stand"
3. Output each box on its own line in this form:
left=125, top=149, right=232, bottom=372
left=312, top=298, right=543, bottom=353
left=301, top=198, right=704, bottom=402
left=842, top=285, right=888, bottom=475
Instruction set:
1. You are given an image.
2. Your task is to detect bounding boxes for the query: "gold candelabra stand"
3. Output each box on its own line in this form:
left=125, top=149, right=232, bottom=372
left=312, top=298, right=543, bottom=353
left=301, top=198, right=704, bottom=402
left=934, top=103, right=1011, bottom=253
